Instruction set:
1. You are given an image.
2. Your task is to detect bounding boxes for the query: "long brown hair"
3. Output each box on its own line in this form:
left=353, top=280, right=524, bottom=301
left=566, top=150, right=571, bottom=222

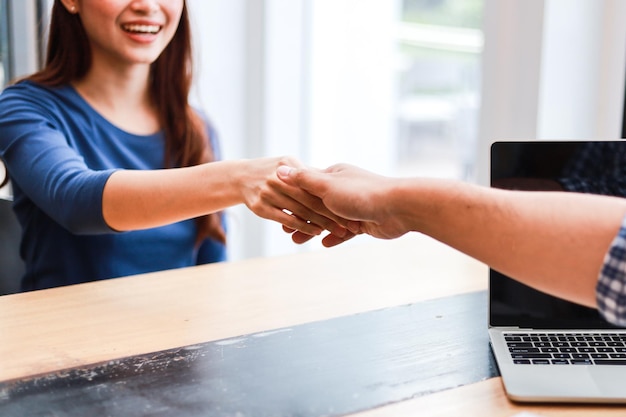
left=26, top=0, right=226, bottom=245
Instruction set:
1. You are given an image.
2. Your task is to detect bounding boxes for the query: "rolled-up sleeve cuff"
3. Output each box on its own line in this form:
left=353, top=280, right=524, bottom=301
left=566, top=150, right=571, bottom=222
left=597, top=214, right=626, bottom=326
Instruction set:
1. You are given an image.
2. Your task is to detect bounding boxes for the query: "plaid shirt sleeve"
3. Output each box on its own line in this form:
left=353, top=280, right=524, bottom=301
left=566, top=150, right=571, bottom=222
left=597, top=214, right=626, bottom=326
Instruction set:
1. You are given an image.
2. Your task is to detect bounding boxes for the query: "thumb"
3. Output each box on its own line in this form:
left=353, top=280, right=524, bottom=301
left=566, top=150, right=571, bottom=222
left=276, top=165, right=299, bottom=185
left=276, top=165, right=323, bottom=194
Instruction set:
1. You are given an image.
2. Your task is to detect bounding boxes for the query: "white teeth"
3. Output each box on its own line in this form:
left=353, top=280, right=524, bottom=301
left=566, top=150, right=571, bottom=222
left=122, top=24, right=160, bottom=34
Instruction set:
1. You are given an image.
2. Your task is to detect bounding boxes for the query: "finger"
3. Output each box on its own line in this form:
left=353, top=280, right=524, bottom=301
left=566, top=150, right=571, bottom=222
left=276, top=166, right=357, bottom=232
left=345, top=220, right=362, bottom=235
left=269, top=168, right=352, bottom=235
left=321, top=231, right=357, bottom=248
left=268, top=207, right=324, bottom=236
left=279, top=221, right=317, bottom=244
left=291, top=231, right=317, bottom=244
left=294, top=207, right=349, bottom=238
left=280, top=188, right=352, bottom=231
left=283, top=223, right=318, bottom=244
left=283, top=222, right=324, bottom=239
left=282, top=224, right=297, bottom=234
left=249, top=182, right=327, bottom=235
left=275, top=189, right=350, bottom=236
left=293, top=204, right=349, bottom=236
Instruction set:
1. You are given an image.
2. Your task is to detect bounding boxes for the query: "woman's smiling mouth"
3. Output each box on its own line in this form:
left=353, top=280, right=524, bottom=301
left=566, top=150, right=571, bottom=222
left=121, top=24, right=162, bottom=35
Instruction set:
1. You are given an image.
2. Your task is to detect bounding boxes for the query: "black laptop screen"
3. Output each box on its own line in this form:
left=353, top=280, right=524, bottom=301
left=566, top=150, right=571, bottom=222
left=489, top=140, right=626, bottom=329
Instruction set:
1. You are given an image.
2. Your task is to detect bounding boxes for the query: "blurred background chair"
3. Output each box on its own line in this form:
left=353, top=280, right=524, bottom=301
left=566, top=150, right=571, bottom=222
left=0, top=197, right=23, bottom=295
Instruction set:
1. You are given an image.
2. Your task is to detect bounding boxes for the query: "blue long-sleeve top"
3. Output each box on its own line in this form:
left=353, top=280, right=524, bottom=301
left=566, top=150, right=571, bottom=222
left=0, top=81, right=226, bottom=291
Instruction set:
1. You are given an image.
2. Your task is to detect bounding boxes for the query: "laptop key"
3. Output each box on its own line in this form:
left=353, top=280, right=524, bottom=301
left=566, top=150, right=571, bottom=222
left=570, top=359, right=593, bottom=365
left=510, top=348, right=541, bottom=354
left=504, top=336, right=522, bottom=342
left=591, top=353, right=609, bottom=359
left=559, top=347, right=577, bottom=353
left=506, top=342, right=534, bottom=349
left=511, top=353, right=552, bottom=359
left=523, top=336, right=541, bottom=342
left=594, top=360, right=626, bottom=365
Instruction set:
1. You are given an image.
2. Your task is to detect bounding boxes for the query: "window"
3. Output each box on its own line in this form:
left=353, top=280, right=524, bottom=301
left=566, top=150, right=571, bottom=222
left=397, top=0, right=484, bottom=180
left=305, top=0, right=484, bottom=182
left=0, top=0, right=10, bottom=199
left=189, top=0, right=486, bottom=259
left=0, top=0, right=8, bottom=88
left=185, top=0, right=626, bottom=260
left=0, top=0, right=49, bottom=200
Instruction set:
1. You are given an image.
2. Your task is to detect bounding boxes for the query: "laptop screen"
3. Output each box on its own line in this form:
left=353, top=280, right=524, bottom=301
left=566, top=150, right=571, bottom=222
left=489, top=140, right=626, bottom=329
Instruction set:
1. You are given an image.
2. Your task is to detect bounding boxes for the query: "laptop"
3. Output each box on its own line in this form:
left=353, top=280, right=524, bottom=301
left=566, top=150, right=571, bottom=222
left=488, top=140, right=626, bottom=403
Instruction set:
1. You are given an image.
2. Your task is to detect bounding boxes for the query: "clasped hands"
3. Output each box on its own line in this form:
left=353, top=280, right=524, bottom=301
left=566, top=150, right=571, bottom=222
left=272, top=161, right=409, bottom=247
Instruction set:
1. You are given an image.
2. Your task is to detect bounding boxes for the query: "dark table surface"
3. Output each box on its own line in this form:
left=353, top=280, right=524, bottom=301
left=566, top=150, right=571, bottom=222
left=0, top=291, right=497, bottom=417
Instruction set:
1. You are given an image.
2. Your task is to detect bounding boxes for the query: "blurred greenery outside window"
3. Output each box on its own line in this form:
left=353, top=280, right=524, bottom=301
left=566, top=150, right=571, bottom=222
left=0, top=0, right=7, bottom=88
left=397, top=0, right=484, bottom=180
left=0, top=0, right=8, bottom=199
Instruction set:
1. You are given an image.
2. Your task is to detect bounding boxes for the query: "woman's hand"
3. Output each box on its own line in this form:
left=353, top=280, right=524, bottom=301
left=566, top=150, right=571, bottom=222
left=237, top=156, right=352, bottom=240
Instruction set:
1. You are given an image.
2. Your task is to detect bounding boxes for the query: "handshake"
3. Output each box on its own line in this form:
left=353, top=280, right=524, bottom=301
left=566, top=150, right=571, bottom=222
left=273, top=160, right=626, bottom=322
left=270, top=162, right=415, bottom=247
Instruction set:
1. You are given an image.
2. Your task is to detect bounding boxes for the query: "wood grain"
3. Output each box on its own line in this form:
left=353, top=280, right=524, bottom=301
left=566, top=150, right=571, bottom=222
left=354, top=378, right=626, bottom=417
left=0, top=234, right=486, bottom=382
left=0, top=292, right=497, bottom=417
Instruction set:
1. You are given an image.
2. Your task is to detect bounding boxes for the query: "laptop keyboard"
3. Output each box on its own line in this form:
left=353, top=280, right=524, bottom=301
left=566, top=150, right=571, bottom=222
left=504, top=332, right=626, bottom=365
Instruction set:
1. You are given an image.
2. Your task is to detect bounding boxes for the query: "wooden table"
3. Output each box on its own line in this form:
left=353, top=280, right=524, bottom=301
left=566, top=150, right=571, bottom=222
left=0, top=234, right=623, bottom=416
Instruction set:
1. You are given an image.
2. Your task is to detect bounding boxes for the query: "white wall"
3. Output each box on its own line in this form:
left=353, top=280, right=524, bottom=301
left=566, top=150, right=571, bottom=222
left=187, top=0, right=255, bottom=261
left=307, top=0, right=400, bottom=174
left=187, top=0, right=247, bottom=165
left=539, top=0, right=626, bottom=140
left=188, top=0, right=312, bottom=260
left=188, top=0, right=399, bottom=260
left=477, top=0, right=626, bottom=185
left=476, top=0, right=545, bottom=185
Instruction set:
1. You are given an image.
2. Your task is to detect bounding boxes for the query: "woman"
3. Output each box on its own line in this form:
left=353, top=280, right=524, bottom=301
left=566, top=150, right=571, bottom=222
left=0, top=0, right=345, bottom=291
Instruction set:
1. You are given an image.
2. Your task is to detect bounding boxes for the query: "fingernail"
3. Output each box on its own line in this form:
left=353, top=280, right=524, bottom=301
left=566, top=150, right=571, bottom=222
left=277, top=166, right=293, bottom=178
